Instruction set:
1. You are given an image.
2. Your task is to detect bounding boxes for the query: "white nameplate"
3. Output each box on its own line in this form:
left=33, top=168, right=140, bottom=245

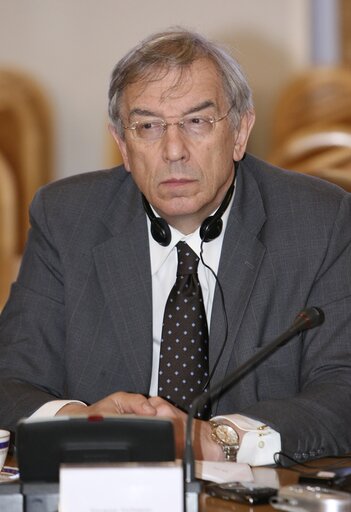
left=59, top=461, right=183, bottom=512
left=195, top=460, right=253, bottom=483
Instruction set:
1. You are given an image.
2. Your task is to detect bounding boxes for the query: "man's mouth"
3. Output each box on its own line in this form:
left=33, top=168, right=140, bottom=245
left=160, top=178, right=196, bottom=186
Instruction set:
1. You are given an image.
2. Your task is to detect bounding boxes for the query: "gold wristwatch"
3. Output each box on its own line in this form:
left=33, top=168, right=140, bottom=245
left=210, top=420, right=240, bottom=462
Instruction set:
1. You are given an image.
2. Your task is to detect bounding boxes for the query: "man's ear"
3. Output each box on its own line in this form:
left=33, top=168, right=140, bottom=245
left=233, top=111, right=255, bottom=161
left=108, top=124, right=131, bottom=172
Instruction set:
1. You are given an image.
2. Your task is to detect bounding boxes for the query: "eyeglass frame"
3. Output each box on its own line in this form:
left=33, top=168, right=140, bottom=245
left=122, top=103, right=235, bottom=141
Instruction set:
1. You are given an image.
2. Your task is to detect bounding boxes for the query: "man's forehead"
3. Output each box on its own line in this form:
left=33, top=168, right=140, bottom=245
left=122, top=59, right=225, bottom=110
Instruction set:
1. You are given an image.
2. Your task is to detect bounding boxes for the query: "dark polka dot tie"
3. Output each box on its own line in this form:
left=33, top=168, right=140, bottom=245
left=158, top=241, right=210, bottom=419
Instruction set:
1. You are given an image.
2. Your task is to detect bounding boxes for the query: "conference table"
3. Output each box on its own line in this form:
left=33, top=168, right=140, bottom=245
left=4, top=452, right=351, bottom=511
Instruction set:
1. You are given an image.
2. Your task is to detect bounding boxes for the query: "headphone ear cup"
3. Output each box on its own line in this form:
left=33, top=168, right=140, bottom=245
left=142, top=194, right=172, bottom=246
left=150, top=217, right=171, bottom=247
left=200, top=176, right=235, bottom=242
left=200, top=216, right=223, bottom=242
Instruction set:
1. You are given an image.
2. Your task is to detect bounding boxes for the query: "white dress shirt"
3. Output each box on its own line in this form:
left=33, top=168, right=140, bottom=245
left=32, top=189, right=280, bottom=465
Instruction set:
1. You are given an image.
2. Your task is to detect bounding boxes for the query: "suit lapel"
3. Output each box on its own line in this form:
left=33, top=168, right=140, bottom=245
left=209, top=162, right=267, bottom=405
left=89, top=162, right=267, bottom=397
left=93, top=177, right=153, bottom=392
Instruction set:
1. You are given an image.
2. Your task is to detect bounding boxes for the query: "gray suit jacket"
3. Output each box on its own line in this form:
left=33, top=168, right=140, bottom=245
left=1, top=153, right=351, bottom=461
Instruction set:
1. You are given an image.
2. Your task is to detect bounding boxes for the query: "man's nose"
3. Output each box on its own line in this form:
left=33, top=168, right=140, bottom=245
left=161, top=124, right=190, bottom=163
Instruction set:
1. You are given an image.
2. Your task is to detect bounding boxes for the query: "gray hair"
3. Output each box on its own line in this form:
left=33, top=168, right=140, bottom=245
left=108, top=28, right=254, bottom=137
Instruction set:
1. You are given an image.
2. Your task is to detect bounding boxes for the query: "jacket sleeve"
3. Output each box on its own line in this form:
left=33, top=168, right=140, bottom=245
left=0, top=187, right=67, bottom=432
left=241, top=193, right=351, bottom=462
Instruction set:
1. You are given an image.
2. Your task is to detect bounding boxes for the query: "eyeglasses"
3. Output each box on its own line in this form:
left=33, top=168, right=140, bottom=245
left=123, top=104, right=234, bottom=141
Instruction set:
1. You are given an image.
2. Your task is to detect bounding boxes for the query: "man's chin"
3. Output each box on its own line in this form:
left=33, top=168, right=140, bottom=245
left=156, top=198, right=200, bottom=217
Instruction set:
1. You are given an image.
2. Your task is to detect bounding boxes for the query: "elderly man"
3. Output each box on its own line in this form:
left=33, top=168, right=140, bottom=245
left=1, top=29, right=351, bottom=466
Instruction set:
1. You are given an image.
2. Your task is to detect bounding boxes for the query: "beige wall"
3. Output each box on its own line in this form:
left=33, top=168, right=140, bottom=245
left=0, top=0, right=310, bottom=179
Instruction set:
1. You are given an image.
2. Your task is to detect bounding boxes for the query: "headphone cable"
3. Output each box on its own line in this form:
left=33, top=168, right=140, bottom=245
left=200, top=239, right=229, bottom=393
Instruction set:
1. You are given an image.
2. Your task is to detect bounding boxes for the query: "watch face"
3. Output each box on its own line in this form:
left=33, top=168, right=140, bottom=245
left=214, top=424, right=239, bottom=446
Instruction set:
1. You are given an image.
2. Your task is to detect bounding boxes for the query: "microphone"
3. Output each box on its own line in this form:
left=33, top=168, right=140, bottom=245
left=183, top=306, right=325, bottom=512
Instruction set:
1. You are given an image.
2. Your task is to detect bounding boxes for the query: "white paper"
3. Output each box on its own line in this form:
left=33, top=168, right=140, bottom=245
left=252, top=467, right=280, bottom=489
left=195, top=460, right=253, bottom=483
left=60, top=462, right=184, bottom=512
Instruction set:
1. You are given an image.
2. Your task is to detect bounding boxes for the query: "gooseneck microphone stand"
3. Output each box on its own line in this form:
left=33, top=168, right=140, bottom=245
left=183, top=307, right=325, bottom=512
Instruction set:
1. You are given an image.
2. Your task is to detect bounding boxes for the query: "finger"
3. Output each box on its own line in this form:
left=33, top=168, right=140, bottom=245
left=148, top=396, right=168, bottom=408
left=147, top=397, right=189, bottom=458
left=148, top=396, right=181, bottom=417
left=111, top=391, right=157, bottom=415
left=148, top=396, right=181, bottom=418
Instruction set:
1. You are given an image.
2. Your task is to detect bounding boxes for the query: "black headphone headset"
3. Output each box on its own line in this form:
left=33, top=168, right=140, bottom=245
left=142, top=173, right=235, bottom=247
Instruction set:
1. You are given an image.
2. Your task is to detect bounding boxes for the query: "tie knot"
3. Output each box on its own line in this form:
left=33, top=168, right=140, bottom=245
left=176, top=242, right=199, bottom=275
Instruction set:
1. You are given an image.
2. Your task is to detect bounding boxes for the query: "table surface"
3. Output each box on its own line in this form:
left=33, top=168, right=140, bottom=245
left=5, top=453, right=351, bottom=511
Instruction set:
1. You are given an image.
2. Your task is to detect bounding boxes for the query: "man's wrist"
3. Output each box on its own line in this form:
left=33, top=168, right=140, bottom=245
left=193, top=420, right=227, bottom=460
left=213, top=414, right=281, bottom=466
left=29, top=400, right=87, bottom=419
left=55, top=402, right=88, bottom=416
left=209, top=419, right=245, bottom=461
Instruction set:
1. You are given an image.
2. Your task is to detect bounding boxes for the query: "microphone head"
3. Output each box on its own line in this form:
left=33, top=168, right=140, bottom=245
left=292, top=307, right=325, bottom=332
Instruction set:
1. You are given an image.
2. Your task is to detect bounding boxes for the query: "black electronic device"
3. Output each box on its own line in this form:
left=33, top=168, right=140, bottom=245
left=206, top=481, right=277, bottom=505
left=16, top=415, right=175, bottom=483
left=299, top=466, right=351, bottom=492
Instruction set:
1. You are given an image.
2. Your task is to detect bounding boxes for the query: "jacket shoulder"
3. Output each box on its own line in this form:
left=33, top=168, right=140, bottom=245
left=242, top=153, right=350, bottom=204
left=30, top=165, right=132, bottom=214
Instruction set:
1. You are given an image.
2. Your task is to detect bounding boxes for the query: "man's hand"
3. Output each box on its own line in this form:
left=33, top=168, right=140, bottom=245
left=56, top=391, right=157, bottom=417
left=148, top=396, right=223, bottom=461
left=56, top=393, right=236, bottom=461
